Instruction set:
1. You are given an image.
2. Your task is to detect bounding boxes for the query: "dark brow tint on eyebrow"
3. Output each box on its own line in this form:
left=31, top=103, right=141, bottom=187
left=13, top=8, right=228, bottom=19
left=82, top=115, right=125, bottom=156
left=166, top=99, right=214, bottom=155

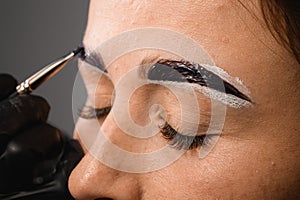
left=148, top=59, right=252, bottom=102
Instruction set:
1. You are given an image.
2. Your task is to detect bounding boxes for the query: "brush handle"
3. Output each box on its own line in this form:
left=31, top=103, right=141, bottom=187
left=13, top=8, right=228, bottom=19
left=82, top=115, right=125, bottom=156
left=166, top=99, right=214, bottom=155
left=15, top=46, right=84, bottom=95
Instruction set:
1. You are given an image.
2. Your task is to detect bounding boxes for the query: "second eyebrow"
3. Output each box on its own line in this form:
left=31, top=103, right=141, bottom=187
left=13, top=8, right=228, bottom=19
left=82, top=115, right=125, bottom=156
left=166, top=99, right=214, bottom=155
left=80, top=48, right=107, bottom=72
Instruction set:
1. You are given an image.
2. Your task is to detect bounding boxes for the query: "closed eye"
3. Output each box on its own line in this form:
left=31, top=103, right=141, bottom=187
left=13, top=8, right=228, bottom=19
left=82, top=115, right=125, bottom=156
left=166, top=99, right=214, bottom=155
left=160, top=122, right=217, bottom=150
left=79, top=106, right=111, bottom=119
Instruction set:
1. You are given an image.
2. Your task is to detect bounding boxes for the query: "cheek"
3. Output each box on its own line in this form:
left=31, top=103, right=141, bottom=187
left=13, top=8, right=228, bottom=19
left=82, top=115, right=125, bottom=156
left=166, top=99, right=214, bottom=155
left=140, top=150, right=223, bottom=198
left=139, top=137, right=289, bottom=199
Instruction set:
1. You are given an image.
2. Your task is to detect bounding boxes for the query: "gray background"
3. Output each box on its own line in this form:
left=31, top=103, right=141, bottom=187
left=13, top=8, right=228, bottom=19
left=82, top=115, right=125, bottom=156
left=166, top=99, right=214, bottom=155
left=0, top=0, right=90, bottom=135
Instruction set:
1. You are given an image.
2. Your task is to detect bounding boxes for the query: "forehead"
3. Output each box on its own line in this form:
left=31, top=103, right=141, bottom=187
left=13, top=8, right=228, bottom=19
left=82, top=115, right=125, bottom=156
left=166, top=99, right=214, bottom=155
left=84, top=0, right=242, bottom=49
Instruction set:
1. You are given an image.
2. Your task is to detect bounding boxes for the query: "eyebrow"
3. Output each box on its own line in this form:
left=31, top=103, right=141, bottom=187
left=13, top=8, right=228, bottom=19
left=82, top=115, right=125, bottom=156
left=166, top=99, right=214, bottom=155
left=80, top=48, right=106, bottom=72
left=81, top=49, right=251, bottom=102
left=149, top=59, right=252, bottom=102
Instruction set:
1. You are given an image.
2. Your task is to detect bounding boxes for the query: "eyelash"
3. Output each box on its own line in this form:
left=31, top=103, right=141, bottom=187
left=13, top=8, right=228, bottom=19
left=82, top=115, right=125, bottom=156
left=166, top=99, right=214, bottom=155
left=78, top=106, right=111, bottom=119
left=78, top=106, right=210, bottom=150
left=160, top=122, right=211, bottom=150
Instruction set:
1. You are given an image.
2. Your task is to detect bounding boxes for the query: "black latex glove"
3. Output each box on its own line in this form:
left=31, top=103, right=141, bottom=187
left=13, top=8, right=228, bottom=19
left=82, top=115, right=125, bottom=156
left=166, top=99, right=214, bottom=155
left=0, top=74, right=84, bottom=200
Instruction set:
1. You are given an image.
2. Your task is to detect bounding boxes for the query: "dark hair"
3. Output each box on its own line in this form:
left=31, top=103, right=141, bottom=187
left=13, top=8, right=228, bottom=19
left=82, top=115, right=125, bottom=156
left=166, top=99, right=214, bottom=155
left=260, top=0, right=300, bottom=63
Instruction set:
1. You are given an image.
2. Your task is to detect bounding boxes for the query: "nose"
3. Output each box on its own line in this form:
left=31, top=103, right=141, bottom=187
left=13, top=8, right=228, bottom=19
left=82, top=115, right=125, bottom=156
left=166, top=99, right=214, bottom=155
left=68, top=115, right=144, bottom=200
left=68, top=153, right=142, bottom=200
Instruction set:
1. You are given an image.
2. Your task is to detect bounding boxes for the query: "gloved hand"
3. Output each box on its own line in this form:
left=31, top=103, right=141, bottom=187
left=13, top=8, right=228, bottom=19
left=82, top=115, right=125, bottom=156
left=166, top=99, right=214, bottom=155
left=0, top=74, right=84, bottom=200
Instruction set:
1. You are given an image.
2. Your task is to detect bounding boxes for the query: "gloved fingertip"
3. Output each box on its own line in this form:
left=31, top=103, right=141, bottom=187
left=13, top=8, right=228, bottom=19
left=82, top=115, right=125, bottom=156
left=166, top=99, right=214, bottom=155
left=0, top=74, right=18, bottom=101
left=13, top=95, right=51, bottom=121
left=26, top=95, right=51, bottom=118
left=0, top=95, right=51, bottom=134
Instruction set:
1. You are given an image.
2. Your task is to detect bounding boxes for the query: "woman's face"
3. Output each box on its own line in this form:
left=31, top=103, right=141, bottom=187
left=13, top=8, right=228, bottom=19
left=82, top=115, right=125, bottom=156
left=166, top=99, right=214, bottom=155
left=69, top=0, right=300, bottom=199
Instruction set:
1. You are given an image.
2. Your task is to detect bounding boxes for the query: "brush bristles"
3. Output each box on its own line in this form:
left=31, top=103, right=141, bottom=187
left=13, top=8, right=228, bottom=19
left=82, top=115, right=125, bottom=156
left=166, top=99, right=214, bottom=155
left=73, top=46, right=86, bottom=59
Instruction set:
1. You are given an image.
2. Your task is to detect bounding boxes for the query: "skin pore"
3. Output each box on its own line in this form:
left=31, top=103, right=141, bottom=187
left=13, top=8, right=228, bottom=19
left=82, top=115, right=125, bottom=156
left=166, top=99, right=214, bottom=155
left=69, top=0, right=300, bottom=199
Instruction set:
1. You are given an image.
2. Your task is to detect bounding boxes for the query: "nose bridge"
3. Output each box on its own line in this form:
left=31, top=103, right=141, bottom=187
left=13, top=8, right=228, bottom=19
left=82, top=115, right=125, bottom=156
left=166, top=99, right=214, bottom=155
left=98, top=103, right=161, bottom=150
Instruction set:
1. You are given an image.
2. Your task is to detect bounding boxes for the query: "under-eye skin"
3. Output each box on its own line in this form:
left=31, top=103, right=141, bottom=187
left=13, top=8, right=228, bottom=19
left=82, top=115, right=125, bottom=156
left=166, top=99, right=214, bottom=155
left=160, top=122, right=213, bottom=150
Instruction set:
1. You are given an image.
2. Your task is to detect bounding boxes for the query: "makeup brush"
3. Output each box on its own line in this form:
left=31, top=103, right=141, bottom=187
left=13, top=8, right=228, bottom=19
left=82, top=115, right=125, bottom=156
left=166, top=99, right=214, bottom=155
left=10, top=46, right=85, bottom=98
